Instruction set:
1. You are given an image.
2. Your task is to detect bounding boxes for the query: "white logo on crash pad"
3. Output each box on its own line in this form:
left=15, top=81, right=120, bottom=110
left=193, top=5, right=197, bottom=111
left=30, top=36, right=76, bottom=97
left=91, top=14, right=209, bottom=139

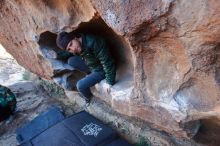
left=81, top=123, right=102, bottom=137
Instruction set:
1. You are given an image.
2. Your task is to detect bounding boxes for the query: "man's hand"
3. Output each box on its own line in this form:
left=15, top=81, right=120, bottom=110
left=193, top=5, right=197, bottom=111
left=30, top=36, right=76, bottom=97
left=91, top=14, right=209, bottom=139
left=101, top=80, right=112, bottom=94
left=45, top=49, right=57, bottom=59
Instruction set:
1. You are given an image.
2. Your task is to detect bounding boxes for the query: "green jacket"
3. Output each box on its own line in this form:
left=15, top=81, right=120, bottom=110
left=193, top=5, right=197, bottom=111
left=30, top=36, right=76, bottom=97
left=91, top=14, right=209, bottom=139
left=0, top=85, right=16, bottom=111
left=56, top=50, right=73, bottom=60
left=80, top=34, right=116, bottom=85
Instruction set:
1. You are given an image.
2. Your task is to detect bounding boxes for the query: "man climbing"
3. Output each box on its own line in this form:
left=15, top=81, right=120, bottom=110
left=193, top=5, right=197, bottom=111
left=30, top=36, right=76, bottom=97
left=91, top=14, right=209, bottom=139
left=56, top=32, right=116, bottom=104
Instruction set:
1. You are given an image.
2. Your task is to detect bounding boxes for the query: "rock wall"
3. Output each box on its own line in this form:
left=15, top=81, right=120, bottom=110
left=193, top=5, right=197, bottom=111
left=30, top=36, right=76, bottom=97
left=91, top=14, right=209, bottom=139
left=0, top=0, right=95, bottom=79
left=0, top=0, right=220, bottom=139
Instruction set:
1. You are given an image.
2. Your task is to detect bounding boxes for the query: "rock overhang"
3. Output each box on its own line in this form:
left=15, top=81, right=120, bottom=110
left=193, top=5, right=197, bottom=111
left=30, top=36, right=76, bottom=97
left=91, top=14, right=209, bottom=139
left=0, top=0, right=220, bottom=139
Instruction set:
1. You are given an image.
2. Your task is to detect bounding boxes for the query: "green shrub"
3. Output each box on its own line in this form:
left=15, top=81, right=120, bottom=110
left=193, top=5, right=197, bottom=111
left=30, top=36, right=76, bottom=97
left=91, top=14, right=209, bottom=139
left=39, top=79, right=66, bottom=98
left=22, top=70, right=31, bottom=80
left=135, top=136, right=151, bottom=146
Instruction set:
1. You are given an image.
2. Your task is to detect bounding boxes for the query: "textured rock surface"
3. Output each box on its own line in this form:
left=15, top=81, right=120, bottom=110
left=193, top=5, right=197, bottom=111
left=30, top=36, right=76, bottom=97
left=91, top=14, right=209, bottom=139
left=0, top=0, right=95, bottom=79
left=0, top=0, right=220, bottom=140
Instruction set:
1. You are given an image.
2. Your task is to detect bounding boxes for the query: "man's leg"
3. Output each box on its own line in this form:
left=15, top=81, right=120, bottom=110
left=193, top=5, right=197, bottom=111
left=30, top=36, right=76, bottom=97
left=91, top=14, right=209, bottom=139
left=76, top=71, right=105, bottom=102
left=67, top=56, right=90, bottom=74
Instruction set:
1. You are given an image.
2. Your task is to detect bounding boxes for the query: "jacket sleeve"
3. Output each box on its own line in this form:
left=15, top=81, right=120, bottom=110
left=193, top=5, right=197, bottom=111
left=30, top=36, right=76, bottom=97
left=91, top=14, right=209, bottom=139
left=56, top=50, right=73, bottom=60
left=93, top=37, right=116, bottom=85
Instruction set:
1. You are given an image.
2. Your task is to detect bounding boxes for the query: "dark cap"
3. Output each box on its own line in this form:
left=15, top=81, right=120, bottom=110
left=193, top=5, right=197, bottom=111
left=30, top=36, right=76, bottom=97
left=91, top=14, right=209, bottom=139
left=56, top=32, right=80, bottom=50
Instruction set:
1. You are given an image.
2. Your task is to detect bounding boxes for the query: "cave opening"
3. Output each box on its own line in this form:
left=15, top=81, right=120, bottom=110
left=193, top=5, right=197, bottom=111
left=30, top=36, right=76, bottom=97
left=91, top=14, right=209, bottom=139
left=74, top=17, right=134, bottom=88
left=38, top=17, right=134, bottom=93
left=193, top=118, right=220, bottom=145
left=38, top=31, right=61, bottom=60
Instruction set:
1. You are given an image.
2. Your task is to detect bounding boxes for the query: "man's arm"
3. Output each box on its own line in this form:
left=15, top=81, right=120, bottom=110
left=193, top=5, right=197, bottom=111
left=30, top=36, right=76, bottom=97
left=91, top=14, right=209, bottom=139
left=93, top=37, right=116, bottom=85
left=56, top=50, right=73, bottom=60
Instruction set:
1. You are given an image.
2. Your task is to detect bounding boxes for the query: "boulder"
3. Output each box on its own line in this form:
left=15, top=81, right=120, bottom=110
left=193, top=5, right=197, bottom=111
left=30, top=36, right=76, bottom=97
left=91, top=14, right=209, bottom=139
left=0, top=0, right=220, bottom=139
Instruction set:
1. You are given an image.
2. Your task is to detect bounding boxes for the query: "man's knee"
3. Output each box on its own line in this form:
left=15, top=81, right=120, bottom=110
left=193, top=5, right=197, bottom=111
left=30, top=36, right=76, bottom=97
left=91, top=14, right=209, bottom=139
left=76, top=79, right=87, bottom=92
left=67, top=56, right=77, bottom=66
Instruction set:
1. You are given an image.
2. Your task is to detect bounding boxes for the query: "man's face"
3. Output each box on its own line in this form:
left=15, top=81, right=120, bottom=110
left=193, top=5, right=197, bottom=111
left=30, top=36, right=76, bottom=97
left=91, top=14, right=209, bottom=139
left=66, top=39, right=82, bottom=54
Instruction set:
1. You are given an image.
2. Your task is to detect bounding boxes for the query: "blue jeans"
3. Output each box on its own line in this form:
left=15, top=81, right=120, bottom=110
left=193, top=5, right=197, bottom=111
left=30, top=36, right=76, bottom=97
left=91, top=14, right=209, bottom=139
left=68, top=56, right=105, bottom=99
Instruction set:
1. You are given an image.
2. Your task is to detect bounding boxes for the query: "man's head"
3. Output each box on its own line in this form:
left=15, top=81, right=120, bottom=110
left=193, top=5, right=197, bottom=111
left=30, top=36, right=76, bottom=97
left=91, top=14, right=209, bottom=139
left=56, top=32, right=82, bottom=54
